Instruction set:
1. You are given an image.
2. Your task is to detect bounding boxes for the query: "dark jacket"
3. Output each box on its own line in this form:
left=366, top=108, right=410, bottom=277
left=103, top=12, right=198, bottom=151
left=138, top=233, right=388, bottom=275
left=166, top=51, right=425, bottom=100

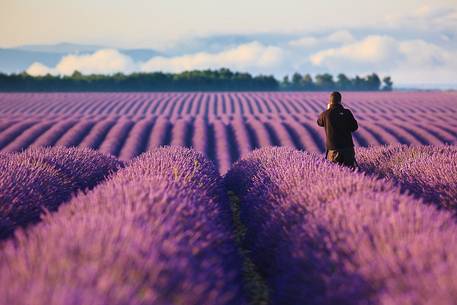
left=317, top=104, right=358, bottom=150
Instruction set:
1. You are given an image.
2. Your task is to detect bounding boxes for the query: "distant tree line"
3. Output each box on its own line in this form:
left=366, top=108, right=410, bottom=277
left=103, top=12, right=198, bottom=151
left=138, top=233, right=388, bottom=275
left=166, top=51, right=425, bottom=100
left=0, top=69, right=278, bottom=92
left=0, top=68, right=393, bottom=92
left=281, top=72, right=393, bottom=91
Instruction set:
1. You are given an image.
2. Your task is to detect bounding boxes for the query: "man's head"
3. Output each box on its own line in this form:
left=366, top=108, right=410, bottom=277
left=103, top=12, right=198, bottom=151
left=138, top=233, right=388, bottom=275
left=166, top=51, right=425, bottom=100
left=329, top=91, right=342, bottom=105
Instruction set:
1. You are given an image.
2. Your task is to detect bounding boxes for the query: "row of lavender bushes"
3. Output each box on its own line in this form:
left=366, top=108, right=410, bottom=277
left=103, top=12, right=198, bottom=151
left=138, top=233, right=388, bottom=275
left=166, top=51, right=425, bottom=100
left=0, top=146, right=246, bottom=305
left=225, top=146, right=457, bottom=305
left=0, top=146, right=123, bottom=239
left=357, top=144, right=457, bottom=211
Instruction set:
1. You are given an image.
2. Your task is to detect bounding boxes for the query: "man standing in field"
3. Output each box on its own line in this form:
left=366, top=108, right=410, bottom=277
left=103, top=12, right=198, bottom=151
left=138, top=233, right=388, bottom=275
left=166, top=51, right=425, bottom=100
left=317, top=91, right=358, bottom=168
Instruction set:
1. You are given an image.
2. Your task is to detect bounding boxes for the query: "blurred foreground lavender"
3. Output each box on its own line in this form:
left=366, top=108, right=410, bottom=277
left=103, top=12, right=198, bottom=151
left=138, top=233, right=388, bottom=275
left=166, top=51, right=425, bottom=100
left=225, top=147, right=457, bottom=305
left=357, top=145, right=457, bottom=211
left=0, top=146, right=122, bottom=239
left=1, top=144, right=456, bottom=305
left=0, top=146, right=246, bottom=305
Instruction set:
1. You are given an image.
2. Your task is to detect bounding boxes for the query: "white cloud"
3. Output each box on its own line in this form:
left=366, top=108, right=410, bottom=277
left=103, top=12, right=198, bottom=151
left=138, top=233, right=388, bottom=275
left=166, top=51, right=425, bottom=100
left=326, top=30, right=355, bottom=44
left=23, top=32, right=457, bottom=86
left=399, top=39, right=455, bottom=66
left=26, top=42, right=286, bottom=76
left=288, top=36, right=319, bottom=48
left=26, top=62, right=54, bottom=76
left=309, top=35, right=401, bottom=69
left=308, top=34, right=457, bottom=84
left=141, top=42, right=285, bottom=73
left=288, top=30, right=355, bottom=49
left=310, top=35, right=457, bottom=69
left=386, top=3, right=457, bottom=31
left=27, top=49, right=137, bottom=76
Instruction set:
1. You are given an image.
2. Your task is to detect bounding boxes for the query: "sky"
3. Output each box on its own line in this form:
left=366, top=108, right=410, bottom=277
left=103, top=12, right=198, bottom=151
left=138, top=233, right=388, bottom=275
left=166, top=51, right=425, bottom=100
left=1, top=0, right=457, bottom=86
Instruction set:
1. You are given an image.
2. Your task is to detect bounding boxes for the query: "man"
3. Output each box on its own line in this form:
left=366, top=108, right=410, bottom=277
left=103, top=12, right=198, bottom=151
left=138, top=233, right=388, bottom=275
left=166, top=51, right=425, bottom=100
left=317, top=91, right=358, bottom=168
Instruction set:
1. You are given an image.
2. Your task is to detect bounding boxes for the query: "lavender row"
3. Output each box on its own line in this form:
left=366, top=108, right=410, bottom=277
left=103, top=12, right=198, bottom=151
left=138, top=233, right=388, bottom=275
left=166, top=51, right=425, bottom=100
left=0, top=146, right=246, bottom=305
left=357, top=145, right=457, bottom=211
left=225, top=147, right=457, bottom=305
left=1, top=92, right=456, bottom=116
left=2, top=117, right=456, bottom=175
left=0, top=146, right=122, bottom=239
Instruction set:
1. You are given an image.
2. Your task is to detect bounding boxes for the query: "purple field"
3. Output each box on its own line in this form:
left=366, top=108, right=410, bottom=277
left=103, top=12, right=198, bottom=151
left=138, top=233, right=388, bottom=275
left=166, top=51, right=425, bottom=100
left=1, top=92, right=456, bottom=173
left=1, top=92, right=457, bottom=305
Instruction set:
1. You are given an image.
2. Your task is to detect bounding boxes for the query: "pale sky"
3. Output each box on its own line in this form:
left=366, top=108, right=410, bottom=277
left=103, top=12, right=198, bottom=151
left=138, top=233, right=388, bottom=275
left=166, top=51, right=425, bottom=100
left=0, top=0, right=455, bottom=48
left=1, top=0, right=457, bottom=86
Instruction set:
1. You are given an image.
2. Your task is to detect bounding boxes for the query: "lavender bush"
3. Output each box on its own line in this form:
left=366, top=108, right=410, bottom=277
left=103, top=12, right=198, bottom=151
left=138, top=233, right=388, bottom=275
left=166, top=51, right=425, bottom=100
left=225, top=146, right=457, bottom=305
left=0, top=146, right=122, bottom=239
left=357, top=145, right=457, bottom=210
left=20, top=146, right=123, bottom=191
left=0, top=146, right=246, bottom=305
left=0, top=156, right=67, bottom=239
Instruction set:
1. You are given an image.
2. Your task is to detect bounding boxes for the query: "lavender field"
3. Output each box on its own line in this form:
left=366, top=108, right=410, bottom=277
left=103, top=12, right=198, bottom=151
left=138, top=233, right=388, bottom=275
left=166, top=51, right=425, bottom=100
left=1, top=92, right=457, bottom=305
left=1, top=92, right=456, bottom=173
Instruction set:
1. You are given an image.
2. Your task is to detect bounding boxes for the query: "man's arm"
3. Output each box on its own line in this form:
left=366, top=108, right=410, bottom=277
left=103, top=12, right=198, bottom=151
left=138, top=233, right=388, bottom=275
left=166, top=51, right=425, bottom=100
left=347, top=111, right=358, bottom=132
left=317, top=112, right=325, bottom=127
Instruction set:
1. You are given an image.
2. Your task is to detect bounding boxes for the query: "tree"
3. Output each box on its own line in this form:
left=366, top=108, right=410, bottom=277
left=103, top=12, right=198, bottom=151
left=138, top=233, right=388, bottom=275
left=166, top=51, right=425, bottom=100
left=291, top=73, right=303, bottom=90
left=336, top=73, right=351, bottom=90
left=71, top=70, right=83, bottom=79
left=315, top=73, right=334, bottom=90
left=302, top=74, right=314, bottom=90
left=351, top=75, right=365, bottom=91
left=282, top=75, right=290, bottom=88
left=382, top=76, right=393, bottom=91
left=365, top=73, right=381, bottom=91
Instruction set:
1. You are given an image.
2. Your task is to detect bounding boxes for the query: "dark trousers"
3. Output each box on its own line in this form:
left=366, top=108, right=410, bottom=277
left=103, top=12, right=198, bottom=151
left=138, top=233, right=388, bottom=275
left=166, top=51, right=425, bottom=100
left=326, top=147, right=357, bottom=168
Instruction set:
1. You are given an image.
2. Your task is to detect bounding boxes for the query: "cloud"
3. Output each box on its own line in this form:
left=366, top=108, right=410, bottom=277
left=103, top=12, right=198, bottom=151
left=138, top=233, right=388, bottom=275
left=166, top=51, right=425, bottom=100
left=310, top=35, right=457, bottom=69
left=288, top=30, right=355, bottom=49
left=326, top=30, right=355, bottom=44
left=399, top=39, right=456, bottom=66
left=27, top=49, right=137, bottom=76
left=26, top=62, right=54, bottom=77
left=27, top=42, right=286, bottom=76
left=385, top=3, right=457, bottom=31
left=141, top=42, right=285, bottom=73
left=309, top=36, right=401, bottom=69
left=308, top=35, right=457, bottom=83
left=23, top=29, right=457, bottom=86
left=288, top=36, right=319, bottom=48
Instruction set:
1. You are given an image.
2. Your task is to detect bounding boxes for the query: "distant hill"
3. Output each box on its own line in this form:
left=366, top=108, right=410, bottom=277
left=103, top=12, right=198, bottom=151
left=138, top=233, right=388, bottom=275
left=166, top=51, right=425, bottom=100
left=121, top=49, right=162, bottom=62
left=0, top=49, right=63, bottom=74
left=14, top=42, right=105, bottom=53
left=0, top=43, right=162, bottom=74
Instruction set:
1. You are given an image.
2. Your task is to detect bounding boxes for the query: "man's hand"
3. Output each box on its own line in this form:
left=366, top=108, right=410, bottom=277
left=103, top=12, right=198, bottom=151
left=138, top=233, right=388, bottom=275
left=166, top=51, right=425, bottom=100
left=317, top=112, right=325, bottom=127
